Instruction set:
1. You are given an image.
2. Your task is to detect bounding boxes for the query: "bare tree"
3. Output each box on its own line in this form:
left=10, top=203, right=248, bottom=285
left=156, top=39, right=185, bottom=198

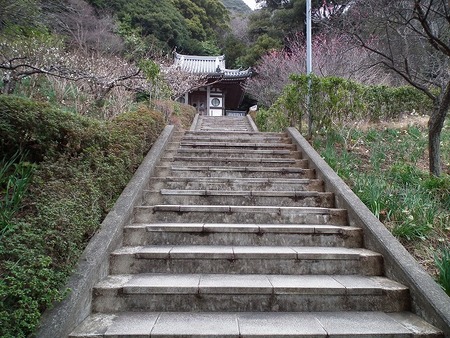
left=41, top=0, right=124, bottom=55
left=332, top=0, right=449, bottom=176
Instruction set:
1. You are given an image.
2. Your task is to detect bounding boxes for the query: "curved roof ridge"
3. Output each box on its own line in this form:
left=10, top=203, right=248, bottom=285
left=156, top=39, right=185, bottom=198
left=172, top=52, right=251, bottom=79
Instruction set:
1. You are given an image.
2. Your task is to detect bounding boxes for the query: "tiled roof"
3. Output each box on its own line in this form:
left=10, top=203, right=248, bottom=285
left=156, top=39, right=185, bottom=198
left=173, top=52, right=251, bottom=79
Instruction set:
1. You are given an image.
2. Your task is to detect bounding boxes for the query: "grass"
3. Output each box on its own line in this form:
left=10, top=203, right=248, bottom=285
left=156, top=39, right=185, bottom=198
left=0, top=151, right=34, bottom=240
left=435, top=245, right=450, bottom=296
left=312, top=117, right=450, bottom=287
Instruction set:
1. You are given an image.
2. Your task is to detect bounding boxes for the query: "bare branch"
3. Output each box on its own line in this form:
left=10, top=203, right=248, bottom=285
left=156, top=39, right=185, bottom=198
left=413, top=0, right=450, bottom=56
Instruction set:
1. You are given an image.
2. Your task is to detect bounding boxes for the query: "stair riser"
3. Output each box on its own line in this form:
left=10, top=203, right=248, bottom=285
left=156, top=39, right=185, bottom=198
left=122, top=230, right=363, bottom=247
left=142, top=194, right=335, bottom=208
left=133, top=209, right=347, bottom=225
left=109, top=257, right=383, bottom=276
left=154, top=168, right=316, bottom=179
left=148, top=180, right=325, bottom=192
left=181, top=138, right=291, bottom=144
left=160, top=159, right=308, bottom=168
left=168, top=151, right=300, bottom=159
left=179, top=144, right=297, bottom=151
left=93, top=293, right=409, bottom=313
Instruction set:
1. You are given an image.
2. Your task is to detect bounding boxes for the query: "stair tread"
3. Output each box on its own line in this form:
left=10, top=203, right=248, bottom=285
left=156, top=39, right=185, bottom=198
left=125, top=223, right=359, bottom=233
left=163, top=165, right=311, bottom=172
left=185, top=131, right=283, bottom=135
left=95, top=273, right=407, bottom=295
left=144, top=204, right=345, bottom=214
left=151, top=177, right=318, bottom=183
left=179, top=141, right=295, bottom=147
left=112, top=245, right=380, bottom=259
left=176, top=148, right=293, bottom=154
left=153, top=189, right=330, bottom=197
left=164, top=156, right=304, bottom=163
left=70, top=311, right=443, bottom=337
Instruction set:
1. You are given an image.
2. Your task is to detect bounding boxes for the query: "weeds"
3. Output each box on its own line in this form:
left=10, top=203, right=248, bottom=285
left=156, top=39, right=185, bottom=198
left=312, top=119, right=449, bottom=289
left=435, top=245, right=450, bottom=296
left=0, top=151, right=34, bottom=240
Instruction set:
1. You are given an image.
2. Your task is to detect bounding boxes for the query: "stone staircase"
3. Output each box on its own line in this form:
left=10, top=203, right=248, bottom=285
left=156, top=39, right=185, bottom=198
left=70, top=116, right=443, bottom=337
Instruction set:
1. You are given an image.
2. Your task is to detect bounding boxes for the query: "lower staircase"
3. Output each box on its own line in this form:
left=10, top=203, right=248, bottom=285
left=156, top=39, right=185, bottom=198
left=71, top=116, right=443, bottom=337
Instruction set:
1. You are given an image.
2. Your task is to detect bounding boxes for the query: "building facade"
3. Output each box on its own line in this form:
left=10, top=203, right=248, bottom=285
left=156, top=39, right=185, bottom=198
left=173, top=53, right=251, bottom=116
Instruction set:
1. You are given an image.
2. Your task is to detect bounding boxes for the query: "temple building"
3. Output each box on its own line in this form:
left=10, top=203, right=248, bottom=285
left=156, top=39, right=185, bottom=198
left=173, top=52, right=252, bottom=116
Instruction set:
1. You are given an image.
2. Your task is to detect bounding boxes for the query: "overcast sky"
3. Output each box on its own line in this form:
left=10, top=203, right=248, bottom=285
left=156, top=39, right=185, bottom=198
left=242, top=0, right=258, bottom=10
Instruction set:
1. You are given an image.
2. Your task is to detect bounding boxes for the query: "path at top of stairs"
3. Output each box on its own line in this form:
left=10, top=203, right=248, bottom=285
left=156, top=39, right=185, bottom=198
left=70, top=115, right=443, bottom=337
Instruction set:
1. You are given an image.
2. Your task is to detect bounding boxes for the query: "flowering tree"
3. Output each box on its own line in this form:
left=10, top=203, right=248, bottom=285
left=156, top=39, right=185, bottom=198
left=162, top=66, right=207, bottom=101
left=0, top=33, right=149, bottom=117
left=244, top=33, right=390, bottom=108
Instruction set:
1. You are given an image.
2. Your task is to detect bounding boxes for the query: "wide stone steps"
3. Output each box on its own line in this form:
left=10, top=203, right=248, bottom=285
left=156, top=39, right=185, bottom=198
left=142, top=189, right=335, bottom=207
left=109, top=245, right=383, bottom=275
left=92, top=273, right=409, bottom=313
left=122, top=223, right=363, bottom=247
left=70, top=311, right=442, bottom=337
left=147, top=177, right=325, bottom=192
left=193, top=116, right=254, bottom=132
left=161, top=156, right=309, bottom=168
left=178, top=140, right=297, bottom=150
left=134, top=205, right=348, bottom=224
left=181, top=134, right=290, bottom=143
left=69, top=116, right=444, bottom=337
left=154, top=165, right=316, bottom=179
left=172, top=148, right=299, bottom=159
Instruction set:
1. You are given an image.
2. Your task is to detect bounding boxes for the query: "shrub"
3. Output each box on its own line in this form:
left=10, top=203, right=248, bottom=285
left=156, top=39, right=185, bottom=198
left=255, top=75, right=433, bottom=133
left=0, top=95, right=166, bottom=337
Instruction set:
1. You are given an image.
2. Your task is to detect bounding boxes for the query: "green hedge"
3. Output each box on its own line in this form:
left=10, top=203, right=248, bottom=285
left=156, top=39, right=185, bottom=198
left=256, top=75, right=433, bottom=133
left=0, top=95, right=165, bottom=337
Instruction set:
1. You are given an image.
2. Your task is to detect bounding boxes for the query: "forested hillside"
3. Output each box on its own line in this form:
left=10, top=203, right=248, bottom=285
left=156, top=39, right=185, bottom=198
left=221, top=0, right=252, bottom=13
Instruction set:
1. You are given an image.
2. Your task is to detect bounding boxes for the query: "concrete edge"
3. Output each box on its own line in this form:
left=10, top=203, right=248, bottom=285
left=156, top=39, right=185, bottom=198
left=247, top=114, right=259, bottom=132
left=190, top=114, right=200, bottom=131
left=36, top=125, right=176, bottom=338
left=286, top=127, right=450, bottom=337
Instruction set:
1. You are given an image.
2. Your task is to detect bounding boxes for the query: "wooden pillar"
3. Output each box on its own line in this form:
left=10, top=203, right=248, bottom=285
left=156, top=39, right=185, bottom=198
left=206, top=85, right=211, bottom=116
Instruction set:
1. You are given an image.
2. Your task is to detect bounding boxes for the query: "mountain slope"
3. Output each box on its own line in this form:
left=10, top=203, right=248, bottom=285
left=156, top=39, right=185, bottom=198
left=221, top=0, right=252, bottom=13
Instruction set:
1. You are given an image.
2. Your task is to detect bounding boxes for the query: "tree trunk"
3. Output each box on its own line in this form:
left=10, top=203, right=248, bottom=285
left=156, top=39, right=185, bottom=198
left=428, top=82, right=450, bottom=176
left=1, top=72, right=17, bottom=94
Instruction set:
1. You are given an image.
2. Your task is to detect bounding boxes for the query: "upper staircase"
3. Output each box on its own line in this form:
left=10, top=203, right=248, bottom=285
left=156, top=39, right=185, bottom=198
left=70, top=115, right=444, bottom=337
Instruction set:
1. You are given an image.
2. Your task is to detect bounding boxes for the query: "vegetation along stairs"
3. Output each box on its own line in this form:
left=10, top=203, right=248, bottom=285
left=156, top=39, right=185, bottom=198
left=54, top=115, right=449, bottom=337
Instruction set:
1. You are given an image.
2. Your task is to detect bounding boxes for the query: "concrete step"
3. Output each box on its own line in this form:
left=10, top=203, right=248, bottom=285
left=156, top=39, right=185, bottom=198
left=181, top=135, right=290, bottom=143
left=195, top=118, right=254, bottom=131
left=148, top=177, right=325, bottom=192
left=161, top=156, right=309, bottom=168
left=185, top=131, right=284, bottom=137
left=179, top=141, right=297, bottom=150
left=142, top=190, right=335, bottom=208
left=123, top=223, right=363, bottom=247
left=92, top=273, right=409, bottom=313
left=69, top=311, right=444, bottom=337
left=199, top=126, right=252, bottom=132
left=133, top=205, right=348, bottom=225
left=174, top=148, right=300, bottom=159
left=109, top=246, right=382, bottom=275
left=154, top=165, right=316, bottom=179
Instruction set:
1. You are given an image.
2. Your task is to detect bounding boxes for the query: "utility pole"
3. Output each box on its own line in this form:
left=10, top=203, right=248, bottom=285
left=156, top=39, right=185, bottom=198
left=306, top=0, right=313, bottom=138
